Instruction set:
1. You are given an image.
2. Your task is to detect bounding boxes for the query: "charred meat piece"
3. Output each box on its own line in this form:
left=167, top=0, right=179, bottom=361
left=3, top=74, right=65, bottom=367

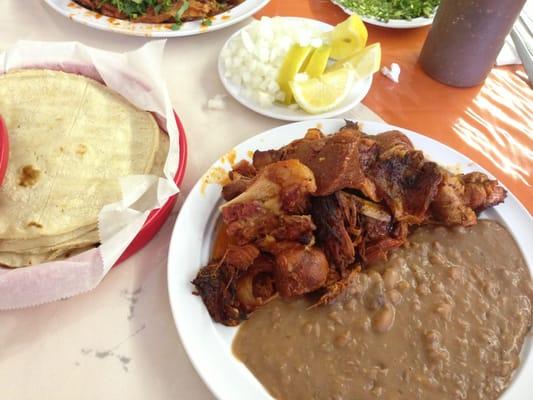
left=253, top=123, right=379, bottom=199
left=463, top=172, right=507, bottom=212
left=274, top=246, right=329, bottom=298
left=270, top=215, right=316, bottom=244
left=430, top=170, right=507, bottom=226
left=221, top=160, right=316, bottom=244
left=362, top=219, right=408, bottom=264
left=430, top=172, right=477, bottom=226
left=370, top=131, right=442, bottom=224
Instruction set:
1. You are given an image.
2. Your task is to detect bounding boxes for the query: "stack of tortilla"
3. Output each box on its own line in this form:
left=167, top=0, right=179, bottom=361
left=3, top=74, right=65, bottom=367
left=0, top=69, right=168, bottom=267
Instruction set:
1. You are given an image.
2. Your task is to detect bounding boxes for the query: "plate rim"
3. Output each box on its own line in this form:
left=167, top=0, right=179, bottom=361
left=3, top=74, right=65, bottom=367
left=167, top=118, right=533, bottom=400
left=217, top=16, right=373, bottom=121
left=42, top=0, right=272, bottom=37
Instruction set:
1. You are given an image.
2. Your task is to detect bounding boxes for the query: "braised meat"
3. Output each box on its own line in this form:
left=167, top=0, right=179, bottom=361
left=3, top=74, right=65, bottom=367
left=370, top=131, right=442, bottom=224
left=74, top=0, right=243, bottom=23
left=193, top=123, right=508, bottom=326
left=463, top=172, right=507, bottom=212
left=193, top=250, right=276, bottom=326
left=274, top=246, right=329, bottom=298
left=430, top=170, right=507, bottom=226
left=311, top=191, right=408, bottom=280
left=253, top=122, right=379, bottom=199
left=221, top=159, right=316, bottom=244
left=222, top=160, right=256, bottom=201
left=311, top=193, right=358, bottom=276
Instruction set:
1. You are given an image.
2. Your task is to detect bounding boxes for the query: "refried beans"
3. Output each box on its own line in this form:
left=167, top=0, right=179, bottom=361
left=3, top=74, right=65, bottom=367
left=233, top=220, right=533, bottom=400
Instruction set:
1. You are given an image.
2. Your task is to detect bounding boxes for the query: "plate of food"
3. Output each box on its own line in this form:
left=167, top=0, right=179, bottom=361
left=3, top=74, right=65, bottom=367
left=43, top=0, right=271, bottom=37
left=331, top=0, right=438, bottom=29
left=218, top=16, right=380, bottom=121
left=168, top=118, right=532, bottom=400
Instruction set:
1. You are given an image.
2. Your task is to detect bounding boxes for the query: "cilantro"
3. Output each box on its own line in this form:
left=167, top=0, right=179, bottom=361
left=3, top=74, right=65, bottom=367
left=98, top=0, right=175, bottom=18
left=175, top=0, right=190, bottom=21
left=170, top=0, right=189, bottom=29
left=201, top=17, right=212, bottom=27
left=336, top=0, right=440, bottom=22
left=171, top=21, right=183, bottom=30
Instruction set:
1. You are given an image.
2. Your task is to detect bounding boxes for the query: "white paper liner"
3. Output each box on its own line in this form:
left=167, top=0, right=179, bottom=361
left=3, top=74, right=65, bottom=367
left=0, top=40, right=180, bottom=309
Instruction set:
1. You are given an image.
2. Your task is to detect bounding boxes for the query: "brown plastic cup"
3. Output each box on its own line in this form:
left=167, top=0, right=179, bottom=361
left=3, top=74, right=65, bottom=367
left=419, top=0, right=526, bottom=87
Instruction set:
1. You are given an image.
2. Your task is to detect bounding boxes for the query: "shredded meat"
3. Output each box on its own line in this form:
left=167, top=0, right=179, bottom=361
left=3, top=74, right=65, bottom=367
left=193, top=122, right=508, bottom=325
left=311, top=191, right=408, bottom=278
left=311, top=193, right=358, bottom=276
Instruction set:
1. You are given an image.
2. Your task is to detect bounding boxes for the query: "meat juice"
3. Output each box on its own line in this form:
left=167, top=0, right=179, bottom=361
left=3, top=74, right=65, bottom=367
left=419, top=0, right=527, bottom=87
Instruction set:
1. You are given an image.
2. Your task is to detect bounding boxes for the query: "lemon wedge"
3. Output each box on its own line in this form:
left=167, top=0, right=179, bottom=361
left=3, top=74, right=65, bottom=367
left=278, top=45, right=313, bottom=104
left=303, top=46, right=332, bottom=78
left=330, top=15, right=368, bottom=60
left=328, top=43, right=381, bottom=80
left=290, top=67, right=355, bottom=114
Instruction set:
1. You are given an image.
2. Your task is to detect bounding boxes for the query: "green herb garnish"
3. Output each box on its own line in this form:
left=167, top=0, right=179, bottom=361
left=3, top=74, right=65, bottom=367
left=98, top=0, right=175, bottom=18
left=336, top=0, right=439, bottom=22
left=201, top=17, right=213, bottom=27
left=170, top=0, right=189, bottom=29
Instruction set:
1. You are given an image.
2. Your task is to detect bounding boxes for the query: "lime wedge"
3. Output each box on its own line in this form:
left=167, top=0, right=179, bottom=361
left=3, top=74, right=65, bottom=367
left=328, top=43, right=381, bottom=80
left=290, top=67, right=355, bottom=114
left=330, top=15, right=368, bottom=60
left=278, top=45, right=313, bottom=104
left=304, top=46, right=332, bottom=78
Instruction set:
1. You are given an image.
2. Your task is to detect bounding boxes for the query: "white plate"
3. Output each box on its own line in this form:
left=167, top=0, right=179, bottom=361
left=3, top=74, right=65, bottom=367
left=218, top=18, right=372, bottom=121
left=331, top=0, right=434, bottom=29
left=43, top=0, right=271, bottom=37
left=168, top=119, right=533, bottom=400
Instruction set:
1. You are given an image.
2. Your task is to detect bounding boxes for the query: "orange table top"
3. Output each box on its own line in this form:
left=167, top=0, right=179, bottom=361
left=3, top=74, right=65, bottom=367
left=257, top=0, right=533, bottom=214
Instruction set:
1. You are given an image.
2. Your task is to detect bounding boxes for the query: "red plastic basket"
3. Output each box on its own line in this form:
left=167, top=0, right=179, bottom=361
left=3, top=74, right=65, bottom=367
left=114, top=111, right=188, bottom=266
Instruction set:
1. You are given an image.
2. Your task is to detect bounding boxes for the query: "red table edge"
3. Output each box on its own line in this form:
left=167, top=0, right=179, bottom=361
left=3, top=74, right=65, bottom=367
left=114, top=111, right=188, bottom=266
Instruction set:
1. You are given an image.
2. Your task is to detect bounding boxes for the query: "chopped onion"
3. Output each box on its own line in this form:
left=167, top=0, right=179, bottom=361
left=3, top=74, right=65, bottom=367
left=222, top=17, right=325, bottom=107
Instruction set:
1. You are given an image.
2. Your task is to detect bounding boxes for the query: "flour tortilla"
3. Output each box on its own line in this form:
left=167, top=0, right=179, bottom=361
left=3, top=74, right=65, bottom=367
left=0, top=224, right=97, bottom=252
left=0, top=69, right=160, bottom=241
left=1, top=229, right=99, bottom=256
left=0, top=244, right=98, bottom=267
left=0, top=128, right=169, bottom=267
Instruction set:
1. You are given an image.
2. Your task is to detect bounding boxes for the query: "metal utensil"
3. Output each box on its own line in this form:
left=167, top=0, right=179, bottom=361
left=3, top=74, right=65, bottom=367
left=510, top=13, right=533, bottom=86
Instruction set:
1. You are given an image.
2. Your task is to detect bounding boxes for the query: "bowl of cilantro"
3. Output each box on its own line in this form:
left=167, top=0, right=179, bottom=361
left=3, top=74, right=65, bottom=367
left=331, top=0, right=439, bottom=29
